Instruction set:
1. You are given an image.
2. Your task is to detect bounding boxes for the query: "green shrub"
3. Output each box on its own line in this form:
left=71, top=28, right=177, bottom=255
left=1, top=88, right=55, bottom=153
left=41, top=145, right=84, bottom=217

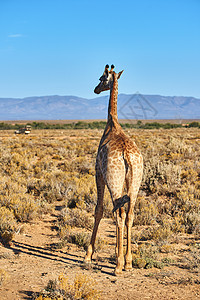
left=132, top=244, right=164, bottom=269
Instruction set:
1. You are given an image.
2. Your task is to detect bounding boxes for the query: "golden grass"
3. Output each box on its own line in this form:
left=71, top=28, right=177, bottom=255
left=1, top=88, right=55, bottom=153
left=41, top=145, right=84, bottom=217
left=0, top=128, right=199, bottom=247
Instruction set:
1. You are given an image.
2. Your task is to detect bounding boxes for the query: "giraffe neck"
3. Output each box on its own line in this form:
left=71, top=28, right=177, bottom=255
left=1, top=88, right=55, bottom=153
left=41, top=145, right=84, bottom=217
left=108, top=74, right=118, bottom=122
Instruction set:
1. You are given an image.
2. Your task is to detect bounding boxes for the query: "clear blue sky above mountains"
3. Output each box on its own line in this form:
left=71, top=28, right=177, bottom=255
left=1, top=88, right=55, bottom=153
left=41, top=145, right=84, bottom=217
left=0, top=0, right=199, bottom=99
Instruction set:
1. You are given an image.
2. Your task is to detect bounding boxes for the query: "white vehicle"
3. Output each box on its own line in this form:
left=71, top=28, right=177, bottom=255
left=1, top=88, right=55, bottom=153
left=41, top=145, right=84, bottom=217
left=15, top=125, right=31, bottom=135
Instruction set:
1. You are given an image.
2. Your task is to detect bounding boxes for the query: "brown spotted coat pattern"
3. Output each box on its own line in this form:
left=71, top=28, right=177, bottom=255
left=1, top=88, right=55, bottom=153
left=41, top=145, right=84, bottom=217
left=84, top=66, right=143, bottom=275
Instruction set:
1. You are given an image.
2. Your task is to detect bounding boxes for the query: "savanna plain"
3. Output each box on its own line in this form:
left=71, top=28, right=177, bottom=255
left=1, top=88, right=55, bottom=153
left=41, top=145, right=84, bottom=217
left=0, top=127, right=199, bottom=300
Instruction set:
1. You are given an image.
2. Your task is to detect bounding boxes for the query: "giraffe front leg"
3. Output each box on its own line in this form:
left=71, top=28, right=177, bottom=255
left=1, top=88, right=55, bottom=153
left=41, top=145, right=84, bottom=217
left=84, top=212, right=102, bottom=263
left=84, top=167, right=105, bottom=263
left=115, top=207, right=126, bottom=275
left=84, top=198, right=103, bottom=263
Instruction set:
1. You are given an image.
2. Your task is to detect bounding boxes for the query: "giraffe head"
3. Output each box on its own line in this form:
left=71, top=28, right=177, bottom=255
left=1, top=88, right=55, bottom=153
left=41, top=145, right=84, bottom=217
left=94, top=65, right=124, bottom=94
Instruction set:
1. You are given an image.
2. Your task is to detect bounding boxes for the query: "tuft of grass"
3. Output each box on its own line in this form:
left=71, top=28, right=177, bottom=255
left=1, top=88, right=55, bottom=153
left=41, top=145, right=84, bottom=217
left=0, top=206, right=17, bottom=245
left=59, top=207, right=93, bottom=231
left=34, top=273, right=101, bottom=300
left=132, top=244, right=164, bottom=269
left=62, top=231, right=107, bottom=252
left=0, top=269, right=9, bottom=287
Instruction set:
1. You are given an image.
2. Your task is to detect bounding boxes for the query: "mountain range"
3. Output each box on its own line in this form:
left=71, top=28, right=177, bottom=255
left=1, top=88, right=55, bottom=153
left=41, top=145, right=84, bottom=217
left=0, top=94, right=199, bottom=121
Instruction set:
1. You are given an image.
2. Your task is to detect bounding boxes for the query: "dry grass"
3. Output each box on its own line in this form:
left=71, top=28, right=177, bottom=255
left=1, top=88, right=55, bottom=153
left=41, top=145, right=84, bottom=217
left=0, top=128, right=199, bottom=262
left=34, top=273, right=101, bottom=300
left=0, top=268, right=9, bottom=287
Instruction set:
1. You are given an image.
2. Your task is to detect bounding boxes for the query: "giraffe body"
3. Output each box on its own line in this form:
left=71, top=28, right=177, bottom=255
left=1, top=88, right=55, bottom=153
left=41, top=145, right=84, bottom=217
left=84, top=65, right=143, bottom=275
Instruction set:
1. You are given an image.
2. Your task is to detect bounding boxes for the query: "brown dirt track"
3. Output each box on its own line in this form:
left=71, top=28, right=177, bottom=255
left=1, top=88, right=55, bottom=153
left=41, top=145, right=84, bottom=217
left=0, top=200, right=199, bottom=300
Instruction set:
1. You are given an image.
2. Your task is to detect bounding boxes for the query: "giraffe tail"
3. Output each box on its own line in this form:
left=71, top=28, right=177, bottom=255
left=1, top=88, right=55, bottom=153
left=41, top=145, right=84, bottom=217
left=112, top=195, right=130, bottom=213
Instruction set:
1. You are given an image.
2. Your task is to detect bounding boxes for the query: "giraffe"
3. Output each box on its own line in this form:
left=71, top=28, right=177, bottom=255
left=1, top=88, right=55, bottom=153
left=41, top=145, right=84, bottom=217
left=84, top=64, right=143, bottom=275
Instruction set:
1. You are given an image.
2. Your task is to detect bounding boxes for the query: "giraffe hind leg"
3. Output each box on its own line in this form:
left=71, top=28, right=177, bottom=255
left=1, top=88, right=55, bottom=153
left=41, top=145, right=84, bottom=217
left=125, top=163, right=143, bottom=271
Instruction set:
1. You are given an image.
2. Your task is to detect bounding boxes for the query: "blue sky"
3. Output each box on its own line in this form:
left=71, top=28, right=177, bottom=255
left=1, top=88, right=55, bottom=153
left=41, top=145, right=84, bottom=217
left=0, top=0, right=199, bottom=99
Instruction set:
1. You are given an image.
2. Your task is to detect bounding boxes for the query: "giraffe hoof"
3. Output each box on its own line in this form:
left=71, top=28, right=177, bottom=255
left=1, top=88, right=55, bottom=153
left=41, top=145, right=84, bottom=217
left=124, top=264, right=132, bottom=271
left=114, top=267, right=123, bottom=276
left=83, top=258, right=92, bottom=264
left=82, top=260, right=93, bottom=270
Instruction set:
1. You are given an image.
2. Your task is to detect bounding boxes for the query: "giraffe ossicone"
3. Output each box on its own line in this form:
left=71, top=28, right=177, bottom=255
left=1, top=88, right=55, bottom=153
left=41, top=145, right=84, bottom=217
left=84, top=65, right=143, bottom=275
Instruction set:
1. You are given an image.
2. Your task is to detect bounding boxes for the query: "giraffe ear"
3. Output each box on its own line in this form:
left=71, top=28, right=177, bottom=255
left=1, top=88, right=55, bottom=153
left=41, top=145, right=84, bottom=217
left=117, top=70, right=124, bottom=79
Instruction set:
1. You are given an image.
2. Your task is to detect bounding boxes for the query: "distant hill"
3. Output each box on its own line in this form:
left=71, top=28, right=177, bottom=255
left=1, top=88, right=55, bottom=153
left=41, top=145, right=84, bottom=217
left=0, top=94, right=199, bottom=121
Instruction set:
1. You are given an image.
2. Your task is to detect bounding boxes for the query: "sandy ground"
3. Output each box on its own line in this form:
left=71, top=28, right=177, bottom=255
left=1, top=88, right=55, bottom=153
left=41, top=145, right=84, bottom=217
left=0, top=201, right=199, bottom=300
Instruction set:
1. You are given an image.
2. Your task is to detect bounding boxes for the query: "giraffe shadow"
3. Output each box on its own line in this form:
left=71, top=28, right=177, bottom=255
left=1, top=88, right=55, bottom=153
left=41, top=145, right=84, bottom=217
left=11, top=241, right=83, bottom=265
left=10, top=241, right=116, bottom=276
left=18, top=290, right=33, bottom=300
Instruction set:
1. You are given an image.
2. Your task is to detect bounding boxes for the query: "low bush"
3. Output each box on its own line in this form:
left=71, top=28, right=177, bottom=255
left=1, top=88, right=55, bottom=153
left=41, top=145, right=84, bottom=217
left=0, top=206, right=17, bottom=245
left=34, top=273, right=101, bottom=300
left=59, top=207, right=93, bottom=230
left=132, top=244, right=164, bottom=269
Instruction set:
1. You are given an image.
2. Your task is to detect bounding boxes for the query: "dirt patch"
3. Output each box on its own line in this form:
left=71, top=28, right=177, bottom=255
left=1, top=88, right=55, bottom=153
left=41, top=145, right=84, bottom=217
left=0, top=201, right=199, bottom=300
